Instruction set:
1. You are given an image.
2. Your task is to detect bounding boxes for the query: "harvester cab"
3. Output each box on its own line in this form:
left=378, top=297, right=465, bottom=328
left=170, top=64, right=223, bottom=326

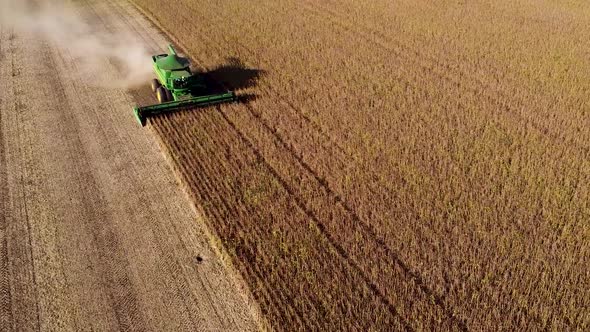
left=133, top=44, right=236, bottom=126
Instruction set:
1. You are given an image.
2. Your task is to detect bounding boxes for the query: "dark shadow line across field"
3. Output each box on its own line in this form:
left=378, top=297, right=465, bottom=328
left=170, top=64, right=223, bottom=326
left=219, top=100, right=468, bottom=331
left=217, top=108, right=414, bottom=332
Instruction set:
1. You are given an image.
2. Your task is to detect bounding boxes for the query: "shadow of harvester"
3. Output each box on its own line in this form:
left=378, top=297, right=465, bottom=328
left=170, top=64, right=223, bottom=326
left=129, top=57, right=264, bottom=124
left=201, top=57, right=265, bottom=103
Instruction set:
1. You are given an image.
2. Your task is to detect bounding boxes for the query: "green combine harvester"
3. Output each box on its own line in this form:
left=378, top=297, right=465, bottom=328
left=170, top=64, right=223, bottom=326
left=133, top=44, right=236, bottom=126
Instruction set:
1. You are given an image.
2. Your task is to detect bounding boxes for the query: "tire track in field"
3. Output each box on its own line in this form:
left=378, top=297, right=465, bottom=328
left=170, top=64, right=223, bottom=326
left=154, top=62, right=412, bottom=326
left=1, top=30, right=41, bottom=331
left=166, top=114, right=410, bottom=330
left=147, top=74, right=442, bottom=327
left=200, top=110, right=407, bottom=330
left=221, top=102, right=465, bottom=330
left=0, top=28, right=13, bottom=330
left=216, top=109, right=415, bottom=331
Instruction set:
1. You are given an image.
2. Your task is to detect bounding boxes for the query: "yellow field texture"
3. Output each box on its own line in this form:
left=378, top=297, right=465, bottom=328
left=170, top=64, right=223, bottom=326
left=133, top=0, right=590, bottom=330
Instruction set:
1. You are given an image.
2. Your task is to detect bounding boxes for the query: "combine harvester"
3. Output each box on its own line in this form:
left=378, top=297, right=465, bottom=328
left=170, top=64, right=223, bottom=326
left=133, top=44, right=236, bottom=126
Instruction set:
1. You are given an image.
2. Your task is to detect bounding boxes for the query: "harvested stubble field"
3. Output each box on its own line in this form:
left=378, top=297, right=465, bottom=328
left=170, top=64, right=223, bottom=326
left=134, top=0, right=589, bottom=330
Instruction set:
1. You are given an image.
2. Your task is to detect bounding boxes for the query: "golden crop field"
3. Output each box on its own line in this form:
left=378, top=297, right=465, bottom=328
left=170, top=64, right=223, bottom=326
left=133, top=0, right=590, bottom=330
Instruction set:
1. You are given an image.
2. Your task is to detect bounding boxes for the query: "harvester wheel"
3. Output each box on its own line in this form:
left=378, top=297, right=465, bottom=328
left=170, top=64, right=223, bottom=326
left=151, top=79, right=161, bottom=93
left=156, top=87, right=168, bottom=103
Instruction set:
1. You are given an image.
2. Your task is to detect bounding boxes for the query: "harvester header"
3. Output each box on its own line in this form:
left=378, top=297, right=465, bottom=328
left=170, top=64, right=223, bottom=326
left=132, top=44, right=236, bottom=126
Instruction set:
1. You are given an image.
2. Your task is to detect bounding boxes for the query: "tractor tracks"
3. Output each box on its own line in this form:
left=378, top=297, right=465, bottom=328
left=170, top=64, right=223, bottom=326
left=0, top=27, right=13, bottom=331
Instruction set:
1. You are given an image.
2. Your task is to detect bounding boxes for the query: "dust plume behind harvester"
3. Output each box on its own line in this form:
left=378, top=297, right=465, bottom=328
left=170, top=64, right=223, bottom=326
left=133, top=44, right=237, bottom=126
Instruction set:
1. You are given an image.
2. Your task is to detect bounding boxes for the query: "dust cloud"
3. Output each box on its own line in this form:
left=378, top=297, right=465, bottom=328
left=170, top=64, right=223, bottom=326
left=0, top=0, right=154, bottom=88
